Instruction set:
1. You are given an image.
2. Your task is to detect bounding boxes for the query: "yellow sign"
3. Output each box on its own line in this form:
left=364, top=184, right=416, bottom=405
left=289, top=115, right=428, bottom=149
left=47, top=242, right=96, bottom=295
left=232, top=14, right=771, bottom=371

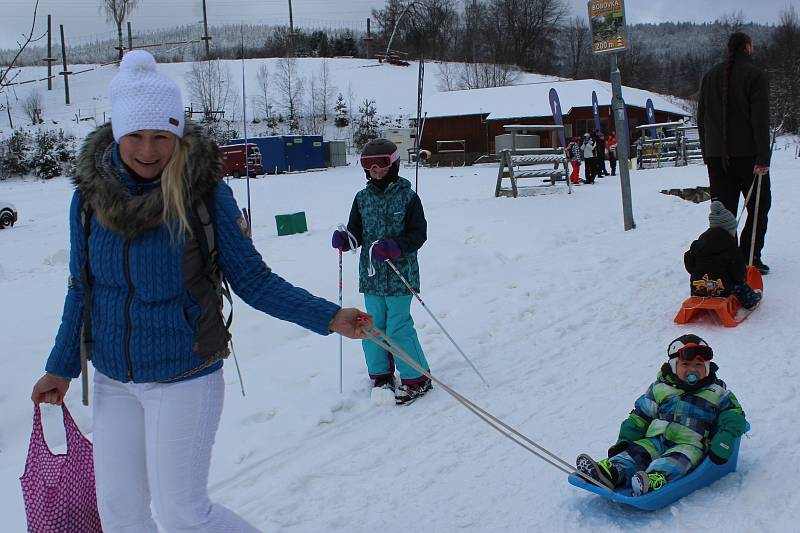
left=588, top=0, right=627, bottom=54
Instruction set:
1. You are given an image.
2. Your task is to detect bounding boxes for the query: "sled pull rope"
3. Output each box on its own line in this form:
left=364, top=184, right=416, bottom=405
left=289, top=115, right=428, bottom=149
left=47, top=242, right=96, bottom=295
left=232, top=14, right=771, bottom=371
left=365, top=326, right=611, bottom=492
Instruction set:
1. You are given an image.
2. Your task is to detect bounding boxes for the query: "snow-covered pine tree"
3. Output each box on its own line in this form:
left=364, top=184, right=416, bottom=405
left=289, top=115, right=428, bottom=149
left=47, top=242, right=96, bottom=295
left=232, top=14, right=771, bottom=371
left=1, top=130, right=31, bottom=176
left=334, top=93, right=349, bottom=128
left=30, top=130, right=61, bottom=179
left=353, top=99, right=379, bottom=150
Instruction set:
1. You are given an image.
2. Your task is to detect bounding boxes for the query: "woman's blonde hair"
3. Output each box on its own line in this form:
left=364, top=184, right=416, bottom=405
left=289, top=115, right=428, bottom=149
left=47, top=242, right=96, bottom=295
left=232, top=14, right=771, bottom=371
left=160, top=135, right=191, bottom=239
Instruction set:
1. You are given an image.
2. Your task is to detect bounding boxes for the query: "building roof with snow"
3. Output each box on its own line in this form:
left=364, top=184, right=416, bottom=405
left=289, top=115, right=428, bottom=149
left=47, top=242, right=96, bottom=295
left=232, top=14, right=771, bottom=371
left=424, top=78, right=690, bottom=120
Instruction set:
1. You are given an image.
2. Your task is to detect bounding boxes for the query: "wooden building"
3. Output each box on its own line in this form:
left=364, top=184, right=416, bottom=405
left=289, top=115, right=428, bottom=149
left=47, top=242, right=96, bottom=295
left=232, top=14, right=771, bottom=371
left=421, top=78, right=691, bottom=164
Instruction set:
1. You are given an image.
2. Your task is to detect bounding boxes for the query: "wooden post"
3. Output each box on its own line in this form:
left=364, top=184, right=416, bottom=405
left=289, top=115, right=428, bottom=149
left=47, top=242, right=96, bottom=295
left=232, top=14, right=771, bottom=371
left=59, top=24, right=71, bottom=106
left=127, top=21, right=133, bottom=52
left=46, top=14, right=53, bottom=90
left=202, top=0, right=211, bottom=59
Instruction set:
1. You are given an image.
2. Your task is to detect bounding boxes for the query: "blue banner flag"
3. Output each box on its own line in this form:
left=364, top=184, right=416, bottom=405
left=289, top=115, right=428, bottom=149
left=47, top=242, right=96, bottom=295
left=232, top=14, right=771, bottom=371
left=549, top=88, right=566, bottom=147
left=646, top=98, right=656, bottom=138
left=592, top=91, right=601, bottom=132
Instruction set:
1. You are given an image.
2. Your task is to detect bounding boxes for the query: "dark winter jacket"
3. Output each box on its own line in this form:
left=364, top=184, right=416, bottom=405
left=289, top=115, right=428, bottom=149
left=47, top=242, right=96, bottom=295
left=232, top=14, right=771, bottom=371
left=684, top=227, right=747, bottom=296
left=697, top=52, right=771, bottom=166
left=46, top=122, right=339, bottom=383
left=612, top=364, right=746, bottom=454
left=595, top=136, right=607, bottom=160
left=346, top=176, right=426, bottom=296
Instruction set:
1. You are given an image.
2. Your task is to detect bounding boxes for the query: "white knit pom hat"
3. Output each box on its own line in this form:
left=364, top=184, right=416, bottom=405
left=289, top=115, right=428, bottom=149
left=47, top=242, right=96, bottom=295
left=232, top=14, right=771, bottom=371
left=110, top=50, right=185, bottom=141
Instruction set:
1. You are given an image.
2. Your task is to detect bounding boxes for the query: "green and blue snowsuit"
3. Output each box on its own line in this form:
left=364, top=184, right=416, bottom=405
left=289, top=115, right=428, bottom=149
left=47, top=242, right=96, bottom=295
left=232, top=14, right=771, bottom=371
left=608, top=363, right=746, bottom=483
left=345, top=175, right=429, bottom=384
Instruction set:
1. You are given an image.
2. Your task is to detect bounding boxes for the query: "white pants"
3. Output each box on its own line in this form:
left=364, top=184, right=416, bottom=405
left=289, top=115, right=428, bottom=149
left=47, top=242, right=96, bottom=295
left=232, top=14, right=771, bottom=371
left=92, top=369, right=260, bottom=533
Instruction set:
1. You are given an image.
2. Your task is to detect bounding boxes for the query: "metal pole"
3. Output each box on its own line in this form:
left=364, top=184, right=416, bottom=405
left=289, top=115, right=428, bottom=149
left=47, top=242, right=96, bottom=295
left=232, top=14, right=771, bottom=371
left=748, top=173, right=764, bottom=267
left=287, top=0, right=295, bottom=57
left=47, top=14, right=52, bottom=90
left=202, top=0, right=210, bottom=59
left=338, top=248, right=343, bottom=394
left=59, top=24, right=70, bottom=106
left=5, top=93, right=13, bottom=128
left=127, top=21, right=133, bottom=52
left=384, top=258, right=490, bottom=388
left=610, top=53, right=634, bottom=230
left=240, top=29, right=252, bottom=231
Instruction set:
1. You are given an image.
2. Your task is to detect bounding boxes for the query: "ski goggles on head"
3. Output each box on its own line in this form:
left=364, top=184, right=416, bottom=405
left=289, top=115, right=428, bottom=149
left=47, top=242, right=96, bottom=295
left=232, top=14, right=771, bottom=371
left=672, top=344, right=714, bottom=362
left=360, top=148, right=400, bottom=172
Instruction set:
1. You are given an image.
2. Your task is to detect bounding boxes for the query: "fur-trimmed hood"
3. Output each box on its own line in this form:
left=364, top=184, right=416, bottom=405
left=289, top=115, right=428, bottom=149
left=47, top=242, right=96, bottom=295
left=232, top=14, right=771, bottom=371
left=72, top=121, right=223, bottom=239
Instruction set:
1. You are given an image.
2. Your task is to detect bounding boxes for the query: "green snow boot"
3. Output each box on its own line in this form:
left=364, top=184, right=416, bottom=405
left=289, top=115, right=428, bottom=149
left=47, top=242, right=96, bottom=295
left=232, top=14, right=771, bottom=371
left=575, top=454, right=616, bottom=489
left=632, top=471, right=668, bottom=496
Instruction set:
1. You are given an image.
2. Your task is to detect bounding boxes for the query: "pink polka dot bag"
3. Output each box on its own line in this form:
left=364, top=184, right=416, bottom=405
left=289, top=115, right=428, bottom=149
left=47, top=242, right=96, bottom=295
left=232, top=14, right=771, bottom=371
left=20, top=404, right=102, bottom=532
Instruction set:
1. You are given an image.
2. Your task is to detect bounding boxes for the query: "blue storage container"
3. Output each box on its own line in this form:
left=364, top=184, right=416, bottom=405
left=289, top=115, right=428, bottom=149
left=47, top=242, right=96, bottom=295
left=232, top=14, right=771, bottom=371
left=283, top=136, right=306, bottom=171
left=230, top=137, right=287, bottom=174
left=304, top=135, right=325, bottom=170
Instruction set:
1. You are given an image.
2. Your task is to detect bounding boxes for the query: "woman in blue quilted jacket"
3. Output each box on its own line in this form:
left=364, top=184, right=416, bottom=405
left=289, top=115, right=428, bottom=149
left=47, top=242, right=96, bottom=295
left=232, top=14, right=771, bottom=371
left=30, top=51, right=372, bottom=532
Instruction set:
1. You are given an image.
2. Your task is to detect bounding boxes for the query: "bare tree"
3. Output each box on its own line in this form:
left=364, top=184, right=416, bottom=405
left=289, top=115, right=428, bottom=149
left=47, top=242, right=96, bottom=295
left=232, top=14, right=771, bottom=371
left=438, top=62, right=458, bottom=91
left=275, top=56, right=303, bottom=131
left=254, top=63, right=273, bottom=121
left=319, top=60, right=336, bottom=122
left=22, top=90, right=44, bottom=125
left=0, top=0, right=45, bottom=110
left=303, top=73, right=325, bottom=135
left=712, top=10, right=746, bottom=56
left=101, top=0, right=140, bottom=61
left=565, top=16, right=589, bottom=79
left=185, top=60, right=232, bottom=122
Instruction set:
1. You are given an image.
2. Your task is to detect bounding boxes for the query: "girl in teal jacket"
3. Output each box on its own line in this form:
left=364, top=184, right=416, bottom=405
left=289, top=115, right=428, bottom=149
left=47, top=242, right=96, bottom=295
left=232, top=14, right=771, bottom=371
left=332, top=139, right=431, bottom=405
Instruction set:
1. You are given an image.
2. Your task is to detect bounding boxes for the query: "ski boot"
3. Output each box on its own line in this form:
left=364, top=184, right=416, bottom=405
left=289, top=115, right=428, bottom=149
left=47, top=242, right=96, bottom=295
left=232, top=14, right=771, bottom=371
left=632, top=471, right=667, bottom=496
left=395, top=377, right=432, bottom=406
left=575, top=454, right=618, bottom=489
left=372, top=374, right=396, bottom=393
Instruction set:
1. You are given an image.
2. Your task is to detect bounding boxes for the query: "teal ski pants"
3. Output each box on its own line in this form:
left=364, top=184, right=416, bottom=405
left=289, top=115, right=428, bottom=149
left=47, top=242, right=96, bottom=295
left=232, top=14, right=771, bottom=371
left=362, top=294, right=429, bottom=384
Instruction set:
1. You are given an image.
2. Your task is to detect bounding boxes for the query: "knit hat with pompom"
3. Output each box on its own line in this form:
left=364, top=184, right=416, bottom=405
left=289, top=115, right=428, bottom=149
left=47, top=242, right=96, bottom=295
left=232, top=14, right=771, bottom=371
left=110, top=50, right=184, bottom=141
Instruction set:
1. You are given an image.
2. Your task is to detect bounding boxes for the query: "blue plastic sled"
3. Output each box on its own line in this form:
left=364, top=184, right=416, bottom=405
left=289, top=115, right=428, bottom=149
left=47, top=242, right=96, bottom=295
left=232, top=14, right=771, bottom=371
left=568, top=427, right=748, bottom=511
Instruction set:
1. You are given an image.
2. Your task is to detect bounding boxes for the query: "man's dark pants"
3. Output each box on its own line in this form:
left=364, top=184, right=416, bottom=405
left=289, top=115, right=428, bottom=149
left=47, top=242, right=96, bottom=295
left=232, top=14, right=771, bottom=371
left=706, top=156, right=771, bottom=263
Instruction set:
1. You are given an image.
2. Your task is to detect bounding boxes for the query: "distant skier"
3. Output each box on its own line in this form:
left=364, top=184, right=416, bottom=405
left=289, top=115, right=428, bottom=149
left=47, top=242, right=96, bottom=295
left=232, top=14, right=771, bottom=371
left=595, top=130, right=609, bottom=176
left=697, top=31, right=771, bottom=274
left=684, top=201, right=762, bottom=309
left=567, top=136, right=582, bottom=185
left=331, top=139, right=432, bottom=405
left=607, top=132, right=618, bottom=176
left=581, top=133, right=597, bottom=184
left=576, top=334, right=746, bottom=496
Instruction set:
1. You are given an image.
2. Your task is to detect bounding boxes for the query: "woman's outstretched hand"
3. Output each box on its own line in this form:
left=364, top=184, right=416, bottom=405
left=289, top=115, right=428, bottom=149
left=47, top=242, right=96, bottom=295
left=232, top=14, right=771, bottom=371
left=330, top=308, right=374, bottom=339
left=31, top=374, right=70, bottom=405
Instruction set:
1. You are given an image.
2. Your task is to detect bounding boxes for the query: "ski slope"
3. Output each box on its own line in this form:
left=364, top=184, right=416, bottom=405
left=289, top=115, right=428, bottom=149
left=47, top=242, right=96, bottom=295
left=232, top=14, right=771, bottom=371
left=1, top=141, right=798, bottom=531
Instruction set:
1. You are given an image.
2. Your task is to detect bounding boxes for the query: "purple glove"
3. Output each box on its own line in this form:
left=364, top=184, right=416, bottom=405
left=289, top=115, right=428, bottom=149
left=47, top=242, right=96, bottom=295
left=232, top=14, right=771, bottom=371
left=331, top=230, right=352, bottom=251
left=372, top=239, right=401, bottom=261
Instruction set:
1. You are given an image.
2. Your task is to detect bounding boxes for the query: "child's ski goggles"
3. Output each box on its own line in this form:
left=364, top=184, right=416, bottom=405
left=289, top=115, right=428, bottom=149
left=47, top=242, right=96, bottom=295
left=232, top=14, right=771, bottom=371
left=673, top=344, right=714, bottom=362
left=360, top=148, right=400, bottom=172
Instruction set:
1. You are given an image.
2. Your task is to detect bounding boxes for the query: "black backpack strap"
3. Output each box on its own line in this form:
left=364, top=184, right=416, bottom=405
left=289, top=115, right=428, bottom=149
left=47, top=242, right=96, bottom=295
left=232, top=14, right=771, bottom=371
left=192, top=194, right=234, bottom=332
left=78, top=197, right=94, bottom=406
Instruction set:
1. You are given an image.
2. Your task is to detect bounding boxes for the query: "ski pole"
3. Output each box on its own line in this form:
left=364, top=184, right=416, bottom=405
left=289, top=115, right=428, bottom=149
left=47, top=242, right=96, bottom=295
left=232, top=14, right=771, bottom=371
left=748, top=173, right=764, bottom=267
left=384, top=258, right=490, bottom=388
left=338, top=246, right=343, bottom=394
left=335, top=225, right=358, bottom=393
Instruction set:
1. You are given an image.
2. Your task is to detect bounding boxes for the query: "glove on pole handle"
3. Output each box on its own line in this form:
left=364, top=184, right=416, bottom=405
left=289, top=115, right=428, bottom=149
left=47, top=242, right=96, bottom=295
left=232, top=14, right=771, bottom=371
left=384, top=258, right=490, bottom=388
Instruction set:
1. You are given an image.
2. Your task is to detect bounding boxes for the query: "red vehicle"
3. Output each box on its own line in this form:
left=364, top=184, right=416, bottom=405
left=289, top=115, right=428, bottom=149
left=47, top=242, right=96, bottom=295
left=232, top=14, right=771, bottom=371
left=220, top=143, right=264, bottom=178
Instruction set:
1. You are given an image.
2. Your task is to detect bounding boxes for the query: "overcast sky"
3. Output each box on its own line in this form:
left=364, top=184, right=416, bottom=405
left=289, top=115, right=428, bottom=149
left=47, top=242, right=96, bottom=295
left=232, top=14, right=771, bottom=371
left=0, top=0, right=792, bottom=49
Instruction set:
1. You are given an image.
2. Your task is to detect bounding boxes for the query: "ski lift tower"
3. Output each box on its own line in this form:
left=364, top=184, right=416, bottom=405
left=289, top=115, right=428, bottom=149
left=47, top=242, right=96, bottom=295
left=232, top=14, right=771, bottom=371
left=588, top=0, right=635, bottom=231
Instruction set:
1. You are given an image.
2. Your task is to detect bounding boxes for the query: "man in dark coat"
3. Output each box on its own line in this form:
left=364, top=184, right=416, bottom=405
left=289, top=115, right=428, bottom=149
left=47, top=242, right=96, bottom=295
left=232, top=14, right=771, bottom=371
left=697, top=32, right=771, bottom=274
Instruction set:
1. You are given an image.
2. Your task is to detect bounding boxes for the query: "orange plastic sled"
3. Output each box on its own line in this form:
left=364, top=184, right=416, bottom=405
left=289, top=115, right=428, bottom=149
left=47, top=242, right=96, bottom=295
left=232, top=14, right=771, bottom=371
left=674, top=266, right=763, bottom=327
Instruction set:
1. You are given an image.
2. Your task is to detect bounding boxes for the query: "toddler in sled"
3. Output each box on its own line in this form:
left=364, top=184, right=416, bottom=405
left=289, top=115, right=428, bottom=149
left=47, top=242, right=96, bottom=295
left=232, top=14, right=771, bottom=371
left=576, top=334, right=747, bottom=496
left=684, top=201, right=761, bottom=309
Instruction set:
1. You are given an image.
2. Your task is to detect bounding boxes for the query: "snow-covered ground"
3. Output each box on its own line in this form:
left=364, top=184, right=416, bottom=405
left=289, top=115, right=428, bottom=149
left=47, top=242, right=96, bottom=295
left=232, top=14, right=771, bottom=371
left=1, top=137, right=798, bottom=531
